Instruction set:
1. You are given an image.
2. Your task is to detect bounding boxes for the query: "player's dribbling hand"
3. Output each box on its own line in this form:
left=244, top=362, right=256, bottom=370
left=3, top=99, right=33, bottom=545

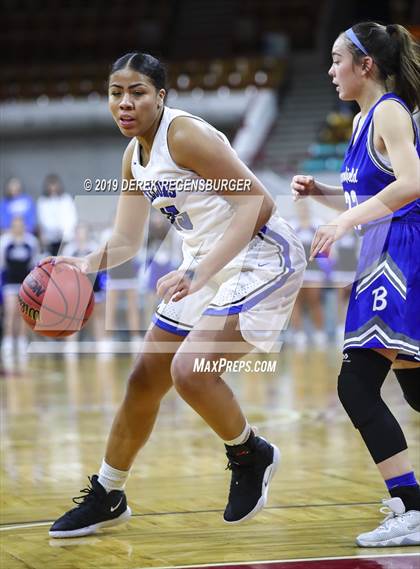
left=290, top=175, right=317, bottom=201
left=156, top=269, right=204, bottom=303
left=38, top=256, right=90, bottom=274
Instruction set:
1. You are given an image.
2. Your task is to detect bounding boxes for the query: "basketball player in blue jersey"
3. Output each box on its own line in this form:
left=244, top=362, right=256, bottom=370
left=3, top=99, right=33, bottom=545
left=292, top=22, right=420, bottom=547
left=42, top=52, right=306, bottom=537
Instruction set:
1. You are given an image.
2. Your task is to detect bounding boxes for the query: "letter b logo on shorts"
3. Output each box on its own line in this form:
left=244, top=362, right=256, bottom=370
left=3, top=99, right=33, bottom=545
left=372, top=286, right=388, bottom=311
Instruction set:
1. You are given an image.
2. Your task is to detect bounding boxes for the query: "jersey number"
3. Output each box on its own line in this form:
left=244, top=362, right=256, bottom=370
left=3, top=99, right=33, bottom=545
left=344, top=190, right=362, bottom=231
left=160, top=206, right=193, bottom=231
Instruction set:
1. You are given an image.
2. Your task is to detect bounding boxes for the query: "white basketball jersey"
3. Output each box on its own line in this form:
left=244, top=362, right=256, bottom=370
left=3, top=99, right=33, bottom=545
left=131, top=106, right=241, bottom=263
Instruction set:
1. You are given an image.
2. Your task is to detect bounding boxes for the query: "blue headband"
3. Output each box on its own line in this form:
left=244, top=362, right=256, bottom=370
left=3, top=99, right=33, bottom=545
left=345, top=28, right=369, bottom=56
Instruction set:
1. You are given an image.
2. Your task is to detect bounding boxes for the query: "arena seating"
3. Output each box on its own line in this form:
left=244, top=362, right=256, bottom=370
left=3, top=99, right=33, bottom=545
left=1, top=0, right=321, bottom=101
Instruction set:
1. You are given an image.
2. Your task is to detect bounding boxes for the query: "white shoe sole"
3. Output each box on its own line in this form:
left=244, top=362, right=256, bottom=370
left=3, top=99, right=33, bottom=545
left=224, top=444, right=281, bottom=525
left=356, top=530, right=420, bottom=547
left=49, top=507, right=132, bottom=538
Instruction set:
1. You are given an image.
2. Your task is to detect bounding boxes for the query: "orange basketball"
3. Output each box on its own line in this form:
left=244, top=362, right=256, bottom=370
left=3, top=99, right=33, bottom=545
left=18, top=261, right=95, bottom=337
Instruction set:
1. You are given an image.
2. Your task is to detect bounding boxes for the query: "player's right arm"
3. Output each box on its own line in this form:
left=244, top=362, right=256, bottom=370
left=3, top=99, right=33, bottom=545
left=40, top=139, right=150, bottom=273
left=290, top=112, right=361, bottom=212
left=290, top=175, right=346, bottom=211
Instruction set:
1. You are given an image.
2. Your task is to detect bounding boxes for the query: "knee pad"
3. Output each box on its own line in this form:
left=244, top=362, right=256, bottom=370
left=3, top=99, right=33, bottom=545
left=337, top=349, right=392, bottom=428
left=394, top=368, right=420, bottom=412
left=338, top=349, right=408, bottom=463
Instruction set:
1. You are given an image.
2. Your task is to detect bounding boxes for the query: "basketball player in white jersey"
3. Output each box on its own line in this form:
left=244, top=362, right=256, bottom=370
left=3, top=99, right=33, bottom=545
left=43, top=52, right=306, bottom=538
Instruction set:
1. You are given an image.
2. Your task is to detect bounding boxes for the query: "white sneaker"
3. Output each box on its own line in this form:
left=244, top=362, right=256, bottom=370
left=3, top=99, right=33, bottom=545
left=356, top=497, right=420, bottom=547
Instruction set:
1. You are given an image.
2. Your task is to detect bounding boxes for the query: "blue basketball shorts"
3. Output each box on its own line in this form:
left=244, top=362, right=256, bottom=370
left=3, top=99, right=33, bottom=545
left=344, top=215, right=420, bottom=361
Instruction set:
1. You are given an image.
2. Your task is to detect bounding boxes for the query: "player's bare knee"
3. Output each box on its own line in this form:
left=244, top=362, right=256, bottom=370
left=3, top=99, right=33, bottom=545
left=126, top=361, right=171, bottom=401
left=171, top=353, right=212, bottom=396
left=170, top=354, right=196, bottom=393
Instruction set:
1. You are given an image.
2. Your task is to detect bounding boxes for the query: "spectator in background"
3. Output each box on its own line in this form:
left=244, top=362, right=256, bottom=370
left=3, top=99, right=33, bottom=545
left=141, top=210, right=183, bottom=326
left=0, top=177, right=37, bottom=234
left=101, top=227, right=142, bottom=347
left=0, top=217, right=39, bottom=360
left=37, top=174, right=77, bottom=256
left=62, top=223, right=107, bottom=357
left=332, top=231, right=359, bottom=344
left=317, top=110, right=354, bottom=144
left=289, top=201, right=330, bottom=350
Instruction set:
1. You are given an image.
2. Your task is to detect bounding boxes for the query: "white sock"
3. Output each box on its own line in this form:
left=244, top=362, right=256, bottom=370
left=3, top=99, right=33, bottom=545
left=98, top=459, right=130, bottom=493
left=224, top=422, right=251, bottom=446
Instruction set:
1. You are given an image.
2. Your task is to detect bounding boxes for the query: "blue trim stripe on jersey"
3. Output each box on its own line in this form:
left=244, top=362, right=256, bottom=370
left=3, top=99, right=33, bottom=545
left=203, top=269, right=293, bottom=316
left=154, top=222, right=296, bottom=327
left=355, top=252, right=407, bottom=300
left=204, top=224, right=295, bottom=316
left=152, top=313, right=190, bottom=336
left=259, top=224, right=292, bottom=270
left=343, top=316, right=420, bottom=355
left=367, top=123, right=394, bottom=176
left=344, top=334, right=419, bottom=356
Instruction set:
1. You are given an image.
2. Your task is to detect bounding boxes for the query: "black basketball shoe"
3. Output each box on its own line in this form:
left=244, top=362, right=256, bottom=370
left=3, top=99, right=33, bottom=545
left=49, top=475, right=131, bottom=538
left=224, top=431, right=280, bottom=524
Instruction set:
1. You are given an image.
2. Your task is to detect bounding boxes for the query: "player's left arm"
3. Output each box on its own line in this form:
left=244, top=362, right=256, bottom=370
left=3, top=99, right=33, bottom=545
left=347, top=101, right=419, bottom=220
left=310, top=101, right=420, bottom=260
left=157, top=117, right=275, bottom=301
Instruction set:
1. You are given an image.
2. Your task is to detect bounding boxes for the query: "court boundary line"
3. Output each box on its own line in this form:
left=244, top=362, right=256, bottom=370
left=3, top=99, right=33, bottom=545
left=0, top=521, right=51, bottom=531
left=142, top=553, right=420, bottom=569
left=0, top=500, right=385, bottom=531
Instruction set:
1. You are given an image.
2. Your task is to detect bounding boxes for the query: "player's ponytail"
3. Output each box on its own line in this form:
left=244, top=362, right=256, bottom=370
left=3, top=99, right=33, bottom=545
left=344, top=22, right=420, bottom=112
left=385, top=24, right=420, bottom=113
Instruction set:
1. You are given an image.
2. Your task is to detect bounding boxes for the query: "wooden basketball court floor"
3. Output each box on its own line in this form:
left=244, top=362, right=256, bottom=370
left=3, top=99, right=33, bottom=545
left=1, top=346, right=419, bottom=568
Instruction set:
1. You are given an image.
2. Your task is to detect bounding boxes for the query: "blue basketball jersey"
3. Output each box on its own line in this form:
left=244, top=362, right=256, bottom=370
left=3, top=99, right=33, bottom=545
left=341, top=92, right=420, bottom=229
left=342, top=93, right=420, bottom=359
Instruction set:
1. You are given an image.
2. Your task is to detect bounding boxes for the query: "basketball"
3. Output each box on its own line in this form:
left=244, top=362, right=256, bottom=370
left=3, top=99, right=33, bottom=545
left=18, top=261, right=95, bottom=337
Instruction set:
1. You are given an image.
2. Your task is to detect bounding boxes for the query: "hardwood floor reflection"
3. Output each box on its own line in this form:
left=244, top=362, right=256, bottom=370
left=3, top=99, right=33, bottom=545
left=1, top=348, right=419, bottom=568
